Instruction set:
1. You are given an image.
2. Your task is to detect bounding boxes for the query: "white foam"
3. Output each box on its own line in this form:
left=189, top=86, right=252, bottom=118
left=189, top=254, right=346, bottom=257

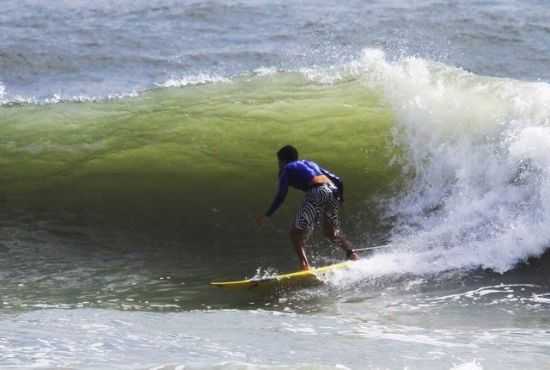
left=0, top=73, right=227, bottom=106
left=0, top=81, right=5, bottom=104
left=300, top=66, right=345, bottom=85
left=0, top=90, right=140, bottom=106
left=450, top=360, right=483, bottom=370
left=253, top=67, right=279, bottom=77
left=157, top=73, right=230, bottom=88
left=347, top=49, right=550, bottom=276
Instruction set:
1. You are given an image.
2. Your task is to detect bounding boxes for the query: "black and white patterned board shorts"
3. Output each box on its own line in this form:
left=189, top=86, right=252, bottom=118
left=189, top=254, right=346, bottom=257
left=294, top=183, right=340, bottom=232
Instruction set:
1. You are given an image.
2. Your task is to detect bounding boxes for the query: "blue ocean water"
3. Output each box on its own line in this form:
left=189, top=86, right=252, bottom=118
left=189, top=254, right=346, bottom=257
left=1, top=0, right=549, bottom=101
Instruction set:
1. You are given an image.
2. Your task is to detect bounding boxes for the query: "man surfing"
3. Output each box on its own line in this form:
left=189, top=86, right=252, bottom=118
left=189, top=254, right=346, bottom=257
left=257, top=145, right=359, bottom=270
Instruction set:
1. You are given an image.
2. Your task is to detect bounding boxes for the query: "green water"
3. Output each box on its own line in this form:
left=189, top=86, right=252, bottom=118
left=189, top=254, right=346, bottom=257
left=1, top=74, right=399, bottom=235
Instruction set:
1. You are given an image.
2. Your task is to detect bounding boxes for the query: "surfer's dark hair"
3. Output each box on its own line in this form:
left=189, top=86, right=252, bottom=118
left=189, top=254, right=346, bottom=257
left=277, top=145, right=298, bottom=162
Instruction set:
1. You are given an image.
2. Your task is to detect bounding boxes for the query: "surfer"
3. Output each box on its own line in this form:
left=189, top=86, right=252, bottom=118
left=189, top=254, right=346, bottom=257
left=257, top=145, right=359, bottom=270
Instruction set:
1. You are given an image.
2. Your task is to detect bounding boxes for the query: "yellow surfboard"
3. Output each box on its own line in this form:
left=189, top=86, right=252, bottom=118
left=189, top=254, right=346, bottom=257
left=210, top=261, right=352, bottom=289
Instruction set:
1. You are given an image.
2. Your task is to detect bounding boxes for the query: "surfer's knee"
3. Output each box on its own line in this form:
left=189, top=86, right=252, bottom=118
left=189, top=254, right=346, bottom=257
left=324, top=230, right=336, bottom=241
left=290, top=226, right=308, bottom=243
left=289, top=226, right=301, bottom=238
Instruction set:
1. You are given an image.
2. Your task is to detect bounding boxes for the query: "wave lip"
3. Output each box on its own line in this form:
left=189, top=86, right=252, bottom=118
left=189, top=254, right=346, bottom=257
left=156, top=73, right=230, bottom=88
left=0, top=83, right=141, bottom=106
left=0, top=72, right=232, bottom=106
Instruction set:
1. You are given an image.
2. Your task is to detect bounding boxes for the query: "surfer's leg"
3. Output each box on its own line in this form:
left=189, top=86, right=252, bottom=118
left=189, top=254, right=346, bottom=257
left=290, top=226, right=310, bottom=270
left=322, top=221, right=358, bottom=260
left=292, top=192, right=318, bottom=270
left=322, top=193, right=359, bottom=261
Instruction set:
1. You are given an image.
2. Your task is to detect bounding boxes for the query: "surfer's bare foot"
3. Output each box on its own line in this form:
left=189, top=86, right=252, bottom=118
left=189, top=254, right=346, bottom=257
left=300, top=262, right=311, bottom=271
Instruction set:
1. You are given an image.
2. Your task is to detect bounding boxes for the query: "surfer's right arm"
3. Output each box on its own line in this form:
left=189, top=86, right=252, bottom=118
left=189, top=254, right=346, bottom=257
left=264, top=169, right=289, bottom=218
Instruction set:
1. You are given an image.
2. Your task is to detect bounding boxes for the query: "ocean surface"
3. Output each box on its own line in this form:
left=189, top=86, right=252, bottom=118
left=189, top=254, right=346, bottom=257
left=2, top=1, right=550, bottom=369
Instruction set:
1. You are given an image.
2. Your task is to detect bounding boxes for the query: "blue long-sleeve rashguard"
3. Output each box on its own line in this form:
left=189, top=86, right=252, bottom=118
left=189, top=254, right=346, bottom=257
left=265, top=160, right=343, bottom=217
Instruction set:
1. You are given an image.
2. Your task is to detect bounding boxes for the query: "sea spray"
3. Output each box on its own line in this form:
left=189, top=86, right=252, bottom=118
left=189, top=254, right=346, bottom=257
left=357, top=49, right=550, bottom=274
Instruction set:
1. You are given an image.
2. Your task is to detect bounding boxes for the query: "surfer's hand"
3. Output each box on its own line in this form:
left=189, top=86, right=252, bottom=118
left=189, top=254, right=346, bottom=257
left=256, top=215, right=267, bottom=226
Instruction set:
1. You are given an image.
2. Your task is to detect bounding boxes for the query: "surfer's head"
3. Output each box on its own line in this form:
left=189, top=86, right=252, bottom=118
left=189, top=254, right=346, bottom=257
left=277, top=145, right=298, bottom=164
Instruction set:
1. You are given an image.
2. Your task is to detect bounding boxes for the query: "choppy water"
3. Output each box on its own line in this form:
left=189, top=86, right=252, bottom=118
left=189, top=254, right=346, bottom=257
left=2, top=0, right=550, bottom=102
left=1, top=1, right=550, bottom=369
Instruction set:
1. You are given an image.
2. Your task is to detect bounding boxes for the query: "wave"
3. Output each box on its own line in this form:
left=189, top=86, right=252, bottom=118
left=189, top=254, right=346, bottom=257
left=2, top=49, right=550, bottom=275
left=0, top=66, right=397, bottom=242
